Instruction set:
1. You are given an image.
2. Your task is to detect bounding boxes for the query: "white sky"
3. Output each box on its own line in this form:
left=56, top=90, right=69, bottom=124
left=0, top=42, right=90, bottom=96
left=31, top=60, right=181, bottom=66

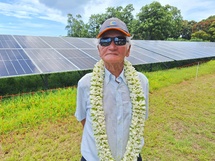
left=0, top=0, right=214, bottom=36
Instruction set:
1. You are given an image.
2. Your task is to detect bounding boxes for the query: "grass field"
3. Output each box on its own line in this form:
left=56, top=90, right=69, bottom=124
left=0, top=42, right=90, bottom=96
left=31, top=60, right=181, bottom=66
left=0, top=60, right=215, bottom=161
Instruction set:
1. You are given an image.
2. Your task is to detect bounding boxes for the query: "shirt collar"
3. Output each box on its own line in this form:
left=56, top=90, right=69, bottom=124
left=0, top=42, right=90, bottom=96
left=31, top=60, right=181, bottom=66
left=104, top=67, right=126, bottom=85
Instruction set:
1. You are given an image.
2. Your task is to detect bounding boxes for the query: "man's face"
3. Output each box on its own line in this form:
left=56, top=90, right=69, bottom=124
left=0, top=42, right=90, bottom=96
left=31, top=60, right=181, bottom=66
left=97, top=30, right=131, bottom=65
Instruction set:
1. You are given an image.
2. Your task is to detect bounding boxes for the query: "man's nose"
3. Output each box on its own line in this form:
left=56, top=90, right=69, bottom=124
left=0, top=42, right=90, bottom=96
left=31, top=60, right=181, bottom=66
left=108, top=40, right=117, bottom=49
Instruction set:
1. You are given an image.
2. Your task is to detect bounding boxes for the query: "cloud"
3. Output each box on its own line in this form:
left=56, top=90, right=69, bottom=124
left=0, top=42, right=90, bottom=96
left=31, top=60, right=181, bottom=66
left=83, top=0, right=140, bottom=22
left=38, top=0, right=87, bottom=14
left=83, top=0, right=215, bottom=22
left=38, top=0, right=115, bottom=23
left=0, top=2, right=34, bottom=19
left=1, top=0, right=214, bottom=24
left=157, top=0, right=215, bottom=21
left=0, top=0, right=67, bottom=24
left=0, top=0, right=214, bottom=36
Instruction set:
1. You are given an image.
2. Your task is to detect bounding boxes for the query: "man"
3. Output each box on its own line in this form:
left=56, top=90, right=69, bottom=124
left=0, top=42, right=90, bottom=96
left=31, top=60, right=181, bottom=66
left=75, top=17, right=149, bottom=161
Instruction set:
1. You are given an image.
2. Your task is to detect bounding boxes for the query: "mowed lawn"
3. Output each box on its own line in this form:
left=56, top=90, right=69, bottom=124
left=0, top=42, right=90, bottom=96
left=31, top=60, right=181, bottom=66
left=0, top=66, right=215, bottom=160
left=143, top=73, right=215, bottom=161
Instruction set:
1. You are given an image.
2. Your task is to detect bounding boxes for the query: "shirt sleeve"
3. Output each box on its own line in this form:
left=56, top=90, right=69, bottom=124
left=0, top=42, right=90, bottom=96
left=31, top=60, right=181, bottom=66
left=75, top=75, right=89, bottom=122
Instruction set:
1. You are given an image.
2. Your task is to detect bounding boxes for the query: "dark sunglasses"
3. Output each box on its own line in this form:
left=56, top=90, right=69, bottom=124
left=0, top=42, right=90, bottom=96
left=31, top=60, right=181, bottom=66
left=99, top=36, right=128, bottom=46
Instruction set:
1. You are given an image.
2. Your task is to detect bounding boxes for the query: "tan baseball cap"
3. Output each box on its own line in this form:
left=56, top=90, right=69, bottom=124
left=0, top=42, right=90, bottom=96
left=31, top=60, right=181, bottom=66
left=97, top=17, right=131, bottom=38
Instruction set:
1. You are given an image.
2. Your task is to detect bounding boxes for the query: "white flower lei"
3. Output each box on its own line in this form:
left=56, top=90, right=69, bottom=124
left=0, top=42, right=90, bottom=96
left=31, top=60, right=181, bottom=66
left=90, top=59, right=146, bottom=161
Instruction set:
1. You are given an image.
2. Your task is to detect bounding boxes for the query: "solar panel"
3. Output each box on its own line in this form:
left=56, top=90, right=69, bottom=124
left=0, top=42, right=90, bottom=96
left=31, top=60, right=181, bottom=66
left=133, top=41, right=187, bottom=60
left=57, top=49, right=97, bottom=69
left=126, top=56, right=147, bottom=65
left=161, top=41, right=213, bottom=58
left=24, top=49, right=78, bottom=73
left=14, top=35, right=51, bottom=48
left=0, top=35, right=21, bottom=48
left=0, top=49, right=40, bottom=77
left=131, top=47, right=173, bottom=63
left=81, top=49, right=100, bottom=60
left=62, top=37, right=96, bottom=48
left=133, top=40, right=215, bottom=61
left=40, top=36, right=75, bottom=48
left=0, top=34, right=215, bottom=79
left=79, top=38, right=98, bottom=47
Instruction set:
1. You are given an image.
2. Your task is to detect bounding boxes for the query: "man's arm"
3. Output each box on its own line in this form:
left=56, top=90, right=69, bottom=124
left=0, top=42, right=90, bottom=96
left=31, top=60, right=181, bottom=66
left=81, top=118, right=86, bottom=127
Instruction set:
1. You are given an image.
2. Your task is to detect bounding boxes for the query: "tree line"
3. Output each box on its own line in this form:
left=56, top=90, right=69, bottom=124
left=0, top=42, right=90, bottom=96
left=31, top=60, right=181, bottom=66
left=65, top=1, right=215, bottom=42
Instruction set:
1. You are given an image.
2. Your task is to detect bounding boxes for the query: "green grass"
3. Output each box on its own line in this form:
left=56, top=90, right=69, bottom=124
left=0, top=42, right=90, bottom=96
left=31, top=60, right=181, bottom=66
left=143, top=73, right=215, bottom=160
left=0, top=60, right=215, bottom=161
left=145, top=60, right=215, bottom=91
left=0, top=88, right=77, bottom=135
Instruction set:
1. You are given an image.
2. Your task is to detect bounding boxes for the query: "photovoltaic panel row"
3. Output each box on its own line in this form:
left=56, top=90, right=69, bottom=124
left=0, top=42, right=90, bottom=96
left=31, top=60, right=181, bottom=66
left=133, top=40, right=215, bottom=60
left=0, top=49, right=40, bottom=77
left=62, top=37, right=97, bottom=48
left=131, top=46, right=173, bottom=64
left=0, top=35, right=21, bottom=48
left=81, top=49, right=100, bottom=60
left=22, top=48, right=99, bottom=73
left=126, top=56, right=146, bottom=65
left=0, top=34, right=215, bottom=79
left=24, top=49, right=79, bottom=73
left=133, top=41, right=190, bottom=60
left=133, top=41, right=173, bottom=59
left=13, top=35, right=51, bottom=48
left=8, top=35, right=98, bottom=49
left=40, top=36, right=75, bottom=48
left=157, top=41, right=215, bottom=58
left=80, top=38, right=98, bottom=46
left=57, top=49, right=98, bottom=69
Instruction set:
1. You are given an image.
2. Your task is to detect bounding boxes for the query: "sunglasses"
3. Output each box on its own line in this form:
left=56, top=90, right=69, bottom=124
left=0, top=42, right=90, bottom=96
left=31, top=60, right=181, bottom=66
left=99, top=36, right=128, bottom=46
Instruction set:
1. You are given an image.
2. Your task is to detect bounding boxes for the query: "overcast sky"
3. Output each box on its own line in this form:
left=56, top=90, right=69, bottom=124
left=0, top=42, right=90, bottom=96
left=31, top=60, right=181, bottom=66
left=0, top=0, right=215, bottom=36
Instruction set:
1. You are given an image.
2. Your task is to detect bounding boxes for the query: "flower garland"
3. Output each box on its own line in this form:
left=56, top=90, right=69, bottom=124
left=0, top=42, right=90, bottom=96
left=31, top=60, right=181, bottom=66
left=90, top=59, right=146, bottom=161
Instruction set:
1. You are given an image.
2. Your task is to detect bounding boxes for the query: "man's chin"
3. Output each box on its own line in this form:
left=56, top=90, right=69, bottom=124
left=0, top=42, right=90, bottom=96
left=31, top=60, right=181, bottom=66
left=103, top=58, right=124, bottom=64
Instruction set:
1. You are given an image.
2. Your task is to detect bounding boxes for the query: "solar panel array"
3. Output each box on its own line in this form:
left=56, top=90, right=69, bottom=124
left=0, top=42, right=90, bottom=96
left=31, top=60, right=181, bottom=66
left=0, top=35, right=215, bottom=79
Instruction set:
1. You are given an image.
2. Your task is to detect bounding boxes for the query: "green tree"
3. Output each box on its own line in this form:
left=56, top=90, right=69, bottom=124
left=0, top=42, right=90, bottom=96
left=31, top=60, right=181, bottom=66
left=130, top=19, right=142, bottom=39
left=136, top=1, right=183, bottom=40
left=87, top=4, right=134, bottom=38
left=192, top=15, right=215, bottom=41
left=192, top=15, right=215, bottom=33
left=137, top=1, right=165, bottom=40
left=165, top=5, right=183, bottom=38
left=88, top=13, right=107, bottom=38
left=106, top=4, right=134, bottom=33
left=191, top=30, right=210, bottom=41
left=65, top=3, right=215, bottom=41
left=208, top=21, right=215, bottom=42
left=65, top=14, right=88, bottom=37
left=181, top=20, right=197, bottom=40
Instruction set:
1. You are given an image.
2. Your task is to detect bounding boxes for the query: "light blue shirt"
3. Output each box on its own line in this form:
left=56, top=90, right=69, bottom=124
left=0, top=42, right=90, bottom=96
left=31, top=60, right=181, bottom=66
left=75, top=68, right=149, bottom=161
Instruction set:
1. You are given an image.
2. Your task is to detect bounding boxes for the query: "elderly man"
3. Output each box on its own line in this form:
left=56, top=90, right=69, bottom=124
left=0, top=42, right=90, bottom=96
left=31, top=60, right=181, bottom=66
left=75, top=17, right=149, bottom=161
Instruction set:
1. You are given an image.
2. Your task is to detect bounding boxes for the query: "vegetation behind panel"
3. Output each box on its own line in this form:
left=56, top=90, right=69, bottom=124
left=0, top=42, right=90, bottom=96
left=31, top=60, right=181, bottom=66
left=65, top=1, right=215, bottom=42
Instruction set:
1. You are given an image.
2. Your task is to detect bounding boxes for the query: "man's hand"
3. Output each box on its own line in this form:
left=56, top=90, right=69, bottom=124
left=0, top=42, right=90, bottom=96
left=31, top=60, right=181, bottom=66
left=81, top=119, right=86, bottom=127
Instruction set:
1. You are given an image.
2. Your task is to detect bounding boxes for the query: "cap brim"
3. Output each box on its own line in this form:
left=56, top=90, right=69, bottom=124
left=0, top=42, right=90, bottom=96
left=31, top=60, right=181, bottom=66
left=97, top=28, right=131, bottom=38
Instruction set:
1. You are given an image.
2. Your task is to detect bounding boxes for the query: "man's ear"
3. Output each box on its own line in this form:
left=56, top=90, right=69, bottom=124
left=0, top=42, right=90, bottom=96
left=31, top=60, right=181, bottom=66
left=126, top=45, right=131, bottom=57
left=97, top=45, right=101, bottom=57
left=97, top=45, right=101, bottom=52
